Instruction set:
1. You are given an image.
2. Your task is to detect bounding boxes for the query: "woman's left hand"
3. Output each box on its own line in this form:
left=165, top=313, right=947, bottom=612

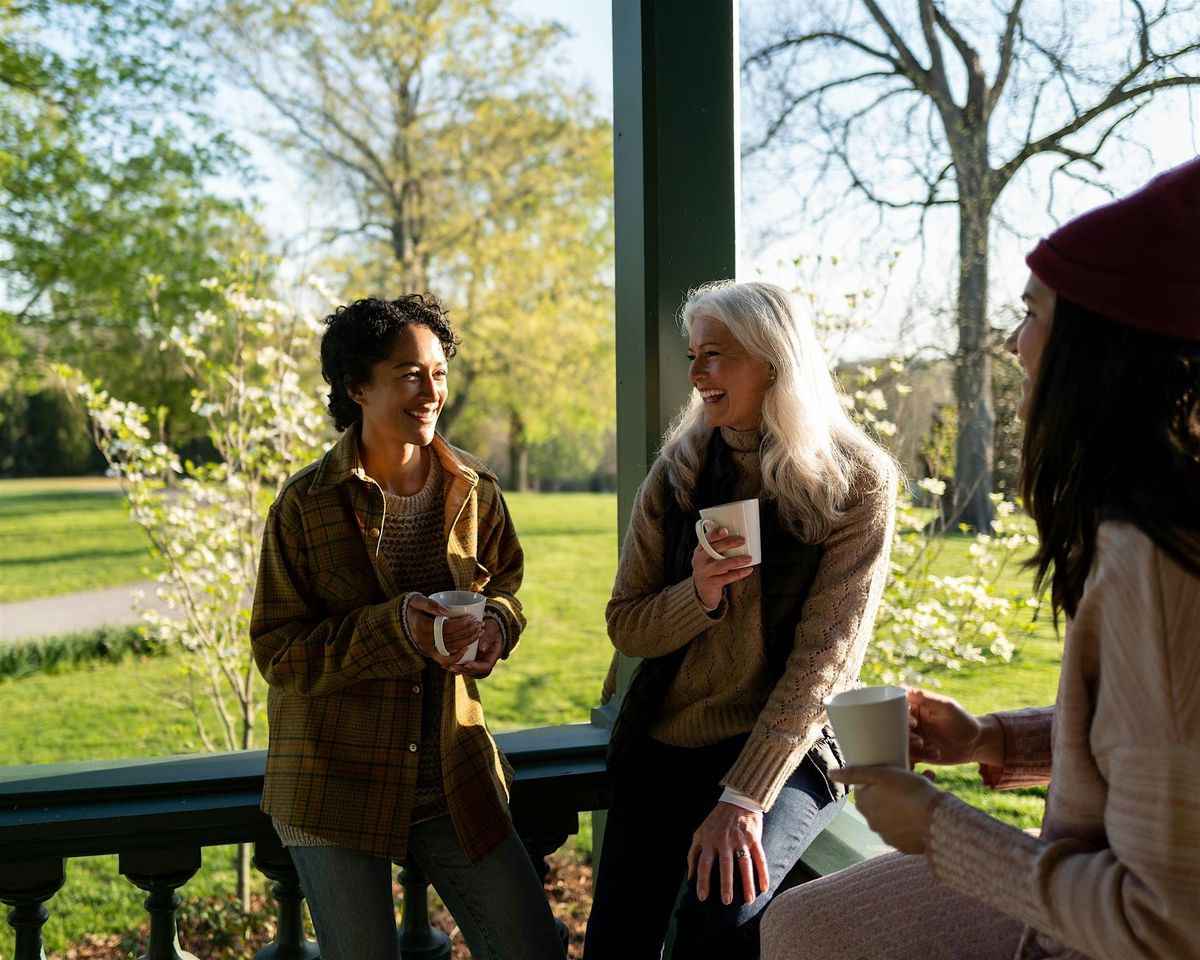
left=450, top=617, right=505, bottom=679
left=829, top=766, right=940, bottom=854
left=687, top=802, right=769, bottom=906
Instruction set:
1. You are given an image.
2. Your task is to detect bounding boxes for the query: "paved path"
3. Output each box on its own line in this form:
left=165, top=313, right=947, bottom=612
left=0, top=581, right=179, bottom=644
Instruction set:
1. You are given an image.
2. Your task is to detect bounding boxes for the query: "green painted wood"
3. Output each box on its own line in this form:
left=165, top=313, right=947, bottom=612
left=613, top=0, right=739, bottom=551
left=788, top=804, right=890, bottom=883
left=0, top=724, right=611, bottom=864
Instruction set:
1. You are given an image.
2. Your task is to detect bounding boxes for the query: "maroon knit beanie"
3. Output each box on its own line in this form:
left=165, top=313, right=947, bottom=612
left=1025, top=156, right=1200, bottom=342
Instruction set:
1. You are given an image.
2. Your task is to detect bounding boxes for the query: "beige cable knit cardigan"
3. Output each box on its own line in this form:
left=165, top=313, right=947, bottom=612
left=926, top=521, right=1200, bottom=959
left=604, top=439, right=896, bottom=809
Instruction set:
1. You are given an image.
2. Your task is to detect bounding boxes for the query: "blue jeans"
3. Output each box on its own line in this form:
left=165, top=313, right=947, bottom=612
left=584, top=734, right=843, bottom=960
left=289, top=816, right=564, bottom=960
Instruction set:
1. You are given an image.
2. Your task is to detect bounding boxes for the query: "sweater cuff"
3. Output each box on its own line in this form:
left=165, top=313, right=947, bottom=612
left=665, top=575, right=727, bottom=639
left=483, top=609, right=509, bottom=656
left=720, top=732, right=800, bottom=810
left=398, top=592, right=424, bottom=656
left=925, top=792, right=1045, bottom=925
left=982, top=707, right=1054, bottom=789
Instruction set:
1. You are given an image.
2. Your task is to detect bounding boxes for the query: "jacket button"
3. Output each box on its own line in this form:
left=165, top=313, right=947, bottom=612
left=408, top=743, right=418, bottom=753
left=412, top=684, right=421, bottom=694
left=368, top=527, right=381, bottom=539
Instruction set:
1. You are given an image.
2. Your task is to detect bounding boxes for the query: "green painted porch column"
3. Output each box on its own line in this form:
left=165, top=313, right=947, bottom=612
left=592, top=0, right=740, bottom=841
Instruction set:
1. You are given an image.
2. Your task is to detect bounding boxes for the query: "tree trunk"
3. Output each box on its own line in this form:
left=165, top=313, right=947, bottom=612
left=951, top=186, right=996, bottom=533
left=509, top=409, right=529, bottom=492
left=237, top=842, right=251, bottom=912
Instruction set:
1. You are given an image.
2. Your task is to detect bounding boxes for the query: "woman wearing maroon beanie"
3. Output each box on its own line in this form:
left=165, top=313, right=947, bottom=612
left=760, top=158, right=1200, bottom=960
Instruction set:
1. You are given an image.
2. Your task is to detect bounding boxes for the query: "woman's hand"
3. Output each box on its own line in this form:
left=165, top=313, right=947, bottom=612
left=829, top=766, right=940, bottom=854
left=451, top=617, right=505, bottom=679
left=691, top=528, right=755, bottom=611
left=687, top=802, right=769, bottom=906
left=405, top=594, right=485, bottom=670
left=908, top=688, right=1003, bottom=767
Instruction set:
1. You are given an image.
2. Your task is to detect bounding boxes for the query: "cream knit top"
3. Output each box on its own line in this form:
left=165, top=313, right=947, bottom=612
left=606, top=427, right=896, bottom=810
left=924, top=522, right=1200, bottom=959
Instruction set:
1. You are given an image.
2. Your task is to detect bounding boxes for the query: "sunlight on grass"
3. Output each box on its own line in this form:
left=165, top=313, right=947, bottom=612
left=0, top=478, right=159, bottom=602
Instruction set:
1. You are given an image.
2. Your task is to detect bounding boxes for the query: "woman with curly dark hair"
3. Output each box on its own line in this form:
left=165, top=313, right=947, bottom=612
left=760, top=160, right=1200, bottom=960
left=251, top=295, right=563, bottom=959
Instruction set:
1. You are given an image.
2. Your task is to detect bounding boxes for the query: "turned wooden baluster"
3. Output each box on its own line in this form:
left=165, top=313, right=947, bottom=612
left=0, top=858, right=66, bottom=960
left=395, top=858, right=451, bottom=960
left=252, top=837, right=319, bottom=960
left=119, top=847, right=201, bottom=960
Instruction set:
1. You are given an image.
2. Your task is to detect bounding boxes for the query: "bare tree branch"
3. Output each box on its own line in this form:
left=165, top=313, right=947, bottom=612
left=999, top=75, right=1200, bottom=186
left=916, top=0, right=955, bottom=112
left=989, top=0, right=1026, bottom=108
left=861, top=0, right=932, bottom=90
left=744, top=30, right=900, bottom=73
left=744, top=70, right=897, bottom=156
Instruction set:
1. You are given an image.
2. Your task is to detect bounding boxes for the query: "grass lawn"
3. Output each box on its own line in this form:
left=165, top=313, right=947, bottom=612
left=0, top=484, right=1063, bottom=957
left=0, top=477, right=158, bottom=602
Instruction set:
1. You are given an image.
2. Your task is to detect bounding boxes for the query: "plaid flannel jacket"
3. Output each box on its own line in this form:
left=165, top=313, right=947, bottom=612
left=251, top=425, right=526, bottom=864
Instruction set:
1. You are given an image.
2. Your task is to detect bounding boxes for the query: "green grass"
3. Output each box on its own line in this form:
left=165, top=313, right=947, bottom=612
left=887, top=525, right=1058, bottom=828
left=485, top=493, right=618, bottom=728
left=0, top=484, right=1066, bottom=957
left=0, top=477, right=159, bottom=602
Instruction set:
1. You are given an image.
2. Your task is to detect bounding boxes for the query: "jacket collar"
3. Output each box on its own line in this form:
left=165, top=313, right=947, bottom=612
left=307, top=423, right=487, bottom=494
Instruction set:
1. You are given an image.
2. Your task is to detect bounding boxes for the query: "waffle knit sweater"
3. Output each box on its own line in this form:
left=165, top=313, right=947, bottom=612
left=607, top=426, right=895, bottom=810
left=274, top=455, right=453, bottom=846
left=922, top=521, right=1200, bottom=960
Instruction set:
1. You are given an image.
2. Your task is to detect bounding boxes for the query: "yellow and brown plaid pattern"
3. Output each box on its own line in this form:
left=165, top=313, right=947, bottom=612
left=251, top=426, right=525, bottom=864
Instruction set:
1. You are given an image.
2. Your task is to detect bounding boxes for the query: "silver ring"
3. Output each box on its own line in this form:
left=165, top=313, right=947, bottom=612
left=734, top=848, right=747, bottom=860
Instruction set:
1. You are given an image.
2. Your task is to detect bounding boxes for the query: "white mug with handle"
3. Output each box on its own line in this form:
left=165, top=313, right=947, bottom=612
left=428, top=590, right=486, bottom=664
left=694, top=497, right=762, bottom=566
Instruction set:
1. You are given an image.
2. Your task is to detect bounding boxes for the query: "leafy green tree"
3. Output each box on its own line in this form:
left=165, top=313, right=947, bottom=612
left=197, top=0, right=615, bottom=487
left=1, top=0, right=258, bottom=456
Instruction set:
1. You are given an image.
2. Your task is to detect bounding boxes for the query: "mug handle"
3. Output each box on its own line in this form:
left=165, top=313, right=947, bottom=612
left=433, top=615, right=452, bottom=657
left=694, top=517, right=726, bottom=561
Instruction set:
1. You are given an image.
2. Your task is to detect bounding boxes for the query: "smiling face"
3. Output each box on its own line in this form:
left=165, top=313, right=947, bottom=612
left=1007, top=273, right=1056, bottom=420
left=686, top=314, right=774, bottom=431
left=349, top=323, right=447, bottom=448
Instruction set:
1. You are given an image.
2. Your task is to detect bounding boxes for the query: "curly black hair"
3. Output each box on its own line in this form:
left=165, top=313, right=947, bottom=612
left=320, top=295, right=460, bottom=431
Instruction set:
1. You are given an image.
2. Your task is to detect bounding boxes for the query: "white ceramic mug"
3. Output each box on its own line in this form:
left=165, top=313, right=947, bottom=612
left=694, top=497, right=762, bottom=566
left=822, top=685, right=910, bottom=768
left=428, top=590, right=486, bottom=664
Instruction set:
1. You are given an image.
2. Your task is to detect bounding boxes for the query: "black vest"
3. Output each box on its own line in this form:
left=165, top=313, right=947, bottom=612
left=607, top=431, right=846, bottom=800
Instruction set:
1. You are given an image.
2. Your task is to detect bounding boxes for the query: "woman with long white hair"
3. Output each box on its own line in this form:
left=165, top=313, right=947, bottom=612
left=583, top=280, right=896, bottom=960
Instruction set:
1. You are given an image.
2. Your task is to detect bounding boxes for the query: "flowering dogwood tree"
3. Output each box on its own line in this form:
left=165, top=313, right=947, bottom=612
left=57, top=276, right=328, bottom=907
left=845, top=363, right=1041, bottom=686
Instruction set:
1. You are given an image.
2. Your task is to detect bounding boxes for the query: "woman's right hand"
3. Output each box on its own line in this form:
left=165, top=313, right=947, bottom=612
left=908, top=688, right=1004, bottom=768
left=405, top=595, right=485, bottom=670
left=691, top=528, right=755, bottom=611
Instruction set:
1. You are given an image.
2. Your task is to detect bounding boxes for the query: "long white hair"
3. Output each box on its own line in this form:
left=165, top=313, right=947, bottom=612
left=659, top=280, right=890, bottom=542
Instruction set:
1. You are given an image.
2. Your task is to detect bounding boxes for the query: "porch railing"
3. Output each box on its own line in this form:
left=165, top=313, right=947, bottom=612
left=0, top=720, right=885, bottom=960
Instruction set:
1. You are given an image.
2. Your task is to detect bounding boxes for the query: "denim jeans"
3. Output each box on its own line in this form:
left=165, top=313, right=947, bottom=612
left=584, top=734, right=844, bottom=960
left=289, top=816, right=564, bottom=960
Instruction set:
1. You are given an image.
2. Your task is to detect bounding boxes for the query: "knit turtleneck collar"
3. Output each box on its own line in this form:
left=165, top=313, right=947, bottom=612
left=719, top=425, right=763, bottom=453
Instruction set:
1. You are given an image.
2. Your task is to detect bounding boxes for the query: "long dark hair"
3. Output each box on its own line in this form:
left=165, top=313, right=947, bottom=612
left=1021, top=296, right=1200, bottom=619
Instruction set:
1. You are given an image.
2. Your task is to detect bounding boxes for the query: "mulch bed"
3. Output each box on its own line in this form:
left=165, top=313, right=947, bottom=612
left=58, top=851, right=593, bottom=960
